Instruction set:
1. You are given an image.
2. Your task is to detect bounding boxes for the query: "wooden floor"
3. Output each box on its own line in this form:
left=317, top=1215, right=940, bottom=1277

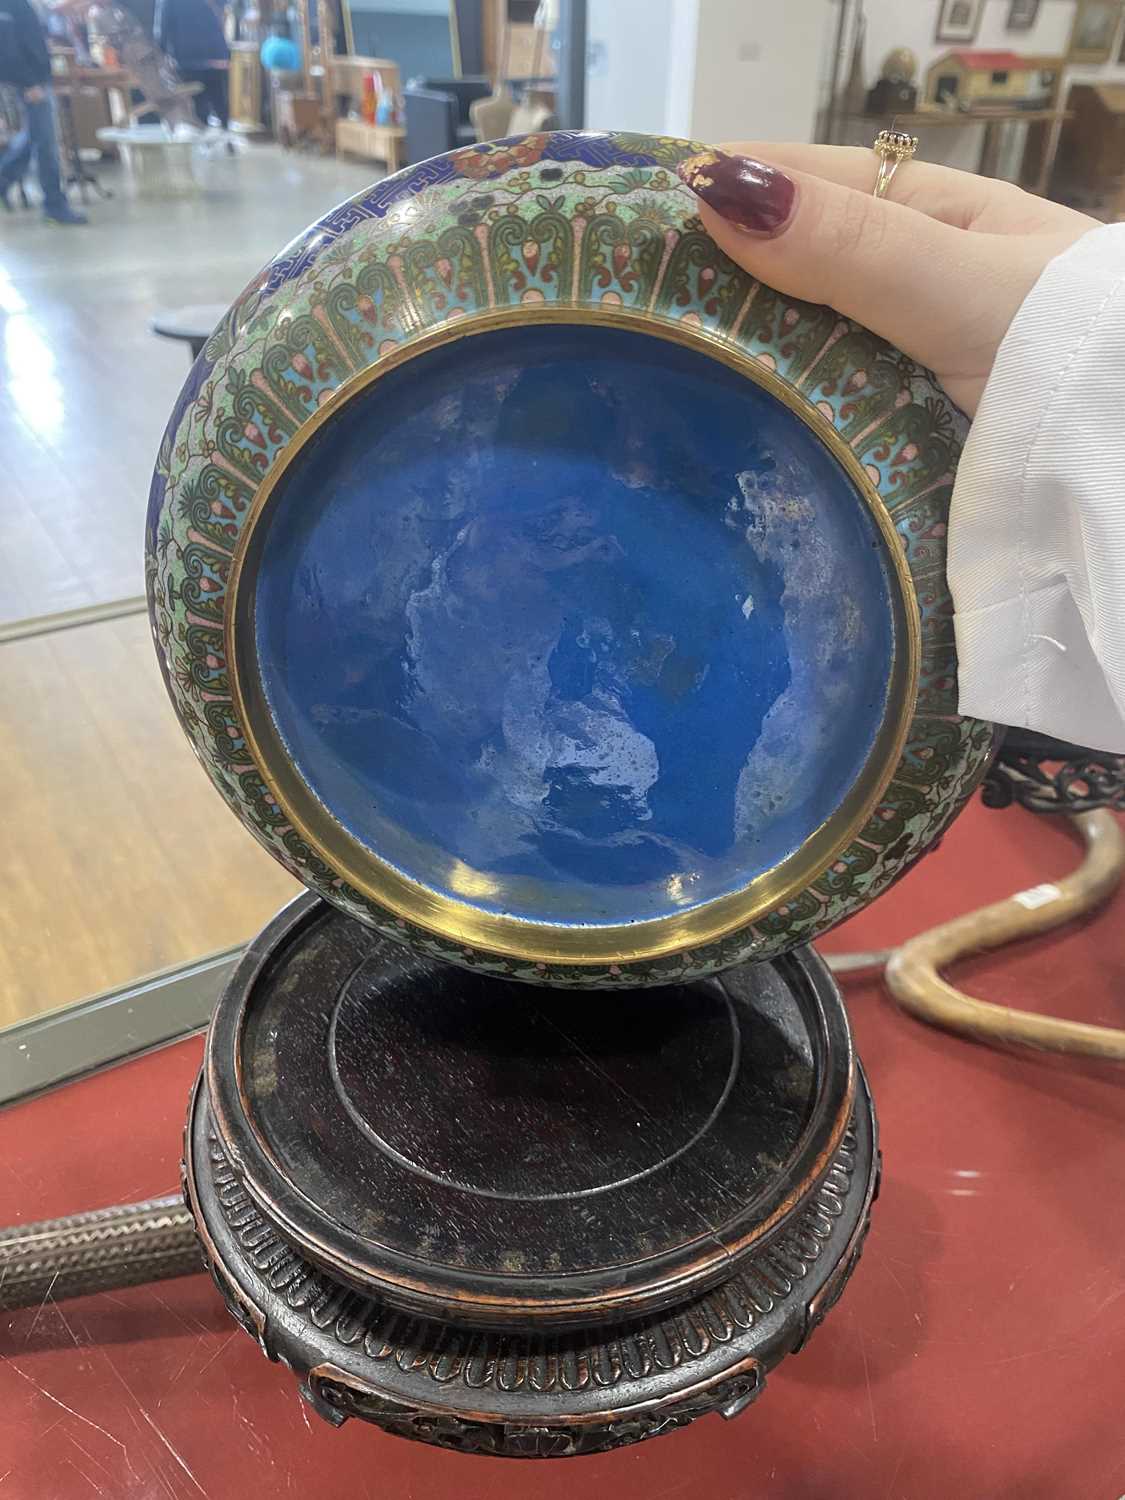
left=0, top=613, right=301, bottom=1026
left=0, top=146, right=377, bottom=1021
left=0, top=146, right=376, bottom=625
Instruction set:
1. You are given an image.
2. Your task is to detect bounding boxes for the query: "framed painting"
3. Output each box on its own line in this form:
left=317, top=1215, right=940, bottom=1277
left=1006, top=0, right=1040, bottom=31
left=935, top=0, right=983, bottom=44
left=1068, top=0, right=1124, bottom=62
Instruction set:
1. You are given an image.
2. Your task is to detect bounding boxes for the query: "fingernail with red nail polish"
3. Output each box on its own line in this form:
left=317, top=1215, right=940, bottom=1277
left=676, top=149, right=796, bottom=237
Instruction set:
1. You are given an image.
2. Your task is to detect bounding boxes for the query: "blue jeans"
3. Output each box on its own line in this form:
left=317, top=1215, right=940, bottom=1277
left=0, top=90, right=66, bottom=214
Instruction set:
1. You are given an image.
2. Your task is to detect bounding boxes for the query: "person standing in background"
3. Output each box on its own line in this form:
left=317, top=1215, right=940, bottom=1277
left=0, top=0, right=87, bottom=223
left=153, top=0, right=227, bottom=127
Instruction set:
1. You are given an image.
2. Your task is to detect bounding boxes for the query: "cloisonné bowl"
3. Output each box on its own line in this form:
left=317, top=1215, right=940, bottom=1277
left=146, top=130, right=994, bottom=988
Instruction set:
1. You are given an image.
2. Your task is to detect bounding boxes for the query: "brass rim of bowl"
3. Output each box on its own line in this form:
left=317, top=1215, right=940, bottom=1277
left=225, top=302, right=921, bottom=967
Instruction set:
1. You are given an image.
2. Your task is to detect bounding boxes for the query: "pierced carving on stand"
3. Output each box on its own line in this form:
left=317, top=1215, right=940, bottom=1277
left=185, top=1091, right=879, bottom=1459
left=305, top=1363, right=766, bottom=1458
left=981, top=730, right=1125, bottom=815
left=179, top=899, right=881, bottom=1459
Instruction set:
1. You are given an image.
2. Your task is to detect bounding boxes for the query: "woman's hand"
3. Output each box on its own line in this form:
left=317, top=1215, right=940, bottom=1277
left=676, top=144, right=1099, bottom=415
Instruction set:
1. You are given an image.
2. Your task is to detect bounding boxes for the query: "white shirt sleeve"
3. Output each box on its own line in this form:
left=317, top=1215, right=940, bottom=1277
left=948, top=221, right=1125, bottom=753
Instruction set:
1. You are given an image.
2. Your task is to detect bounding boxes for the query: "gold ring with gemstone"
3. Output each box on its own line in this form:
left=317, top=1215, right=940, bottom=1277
left=872, top=129, right=918, bottom=200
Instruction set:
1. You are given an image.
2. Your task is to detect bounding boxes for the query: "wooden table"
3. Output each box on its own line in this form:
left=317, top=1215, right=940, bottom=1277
left=334, top=116, right=406, bottom=172
left=1050, top=82, right=1125, bottom=219
left=56, top=64, right=134, bottom=130
left=65, top=65, right=133, bottom=87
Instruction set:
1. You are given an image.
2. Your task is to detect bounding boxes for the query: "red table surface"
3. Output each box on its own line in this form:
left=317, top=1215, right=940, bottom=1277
left=1, top=798, right=1123, bottom=1499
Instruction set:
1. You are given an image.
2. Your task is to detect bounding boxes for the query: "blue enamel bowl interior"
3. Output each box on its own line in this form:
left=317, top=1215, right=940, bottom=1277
left=247, top=320, right=900, bottom=931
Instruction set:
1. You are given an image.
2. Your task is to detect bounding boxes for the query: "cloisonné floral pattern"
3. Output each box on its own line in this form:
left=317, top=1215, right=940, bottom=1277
left=146, top=131, right=995, bottom=988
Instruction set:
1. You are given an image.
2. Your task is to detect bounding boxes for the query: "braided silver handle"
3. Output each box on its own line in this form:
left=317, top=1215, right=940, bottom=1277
left=0, top=1195, right=201, bottom=1310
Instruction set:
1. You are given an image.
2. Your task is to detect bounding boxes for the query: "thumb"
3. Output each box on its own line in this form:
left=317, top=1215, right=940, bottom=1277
left=675, top=147, right=1032, bottom=395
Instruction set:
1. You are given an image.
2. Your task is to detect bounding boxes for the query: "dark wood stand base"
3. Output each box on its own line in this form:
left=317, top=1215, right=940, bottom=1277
left=183, top=895, right=879, bottom=1457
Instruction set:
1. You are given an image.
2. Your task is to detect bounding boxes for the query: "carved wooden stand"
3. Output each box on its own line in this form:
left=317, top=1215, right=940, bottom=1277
left=182, top=894, right=879, bottom=1458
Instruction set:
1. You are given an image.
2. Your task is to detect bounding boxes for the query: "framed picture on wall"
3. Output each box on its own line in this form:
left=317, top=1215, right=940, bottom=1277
left=935, top=0, right=983, bottom=44
left=1006, top=0, right=1040, bottom=31
left=1068, top=0, right=1124, bottom=62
